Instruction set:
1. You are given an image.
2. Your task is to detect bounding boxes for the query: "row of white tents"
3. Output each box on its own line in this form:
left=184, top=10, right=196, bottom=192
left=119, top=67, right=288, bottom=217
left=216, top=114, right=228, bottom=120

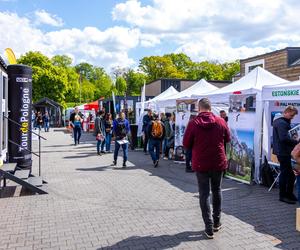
left=136, top=67, right=300, bottom=183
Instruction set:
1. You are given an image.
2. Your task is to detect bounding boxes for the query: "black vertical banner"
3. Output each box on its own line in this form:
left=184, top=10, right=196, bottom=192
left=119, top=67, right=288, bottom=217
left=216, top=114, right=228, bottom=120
left=7, top=65, right=33, bottom=169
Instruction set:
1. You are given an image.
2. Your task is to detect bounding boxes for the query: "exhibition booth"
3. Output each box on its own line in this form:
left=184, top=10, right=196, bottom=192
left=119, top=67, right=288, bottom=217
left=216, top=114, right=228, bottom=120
left=262, top=80, right=300, bottom=163
left=176, top=67, right=286, bottom=183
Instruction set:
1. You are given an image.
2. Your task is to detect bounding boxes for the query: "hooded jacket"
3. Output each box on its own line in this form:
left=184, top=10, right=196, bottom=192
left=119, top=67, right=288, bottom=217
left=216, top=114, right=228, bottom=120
left=183, top=112, right=230, bottom=172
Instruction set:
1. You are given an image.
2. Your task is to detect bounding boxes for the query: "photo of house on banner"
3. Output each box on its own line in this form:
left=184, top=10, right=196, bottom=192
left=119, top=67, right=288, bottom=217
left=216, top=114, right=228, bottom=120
left=227, top=94, right=256, bottom=183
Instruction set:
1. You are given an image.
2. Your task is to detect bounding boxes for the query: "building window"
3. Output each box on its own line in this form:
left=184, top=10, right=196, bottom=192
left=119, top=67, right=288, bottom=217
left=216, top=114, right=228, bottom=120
left=245, top=59, right=265, bottom=74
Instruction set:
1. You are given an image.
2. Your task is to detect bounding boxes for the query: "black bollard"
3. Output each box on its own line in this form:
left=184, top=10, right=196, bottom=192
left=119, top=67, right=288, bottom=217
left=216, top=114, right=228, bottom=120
left=7, top=64, right=33, bottom=170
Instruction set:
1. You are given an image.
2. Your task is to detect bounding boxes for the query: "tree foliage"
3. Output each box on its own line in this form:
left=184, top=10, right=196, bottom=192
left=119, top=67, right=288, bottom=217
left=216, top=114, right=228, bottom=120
left=17, top=51, right=240, bottom=107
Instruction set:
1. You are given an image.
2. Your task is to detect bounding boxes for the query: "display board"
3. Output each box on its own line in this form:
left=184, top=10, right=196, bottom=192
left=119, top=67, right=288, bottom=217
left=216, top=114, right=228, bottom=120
left=267, top=100, right=300, bottom=161
left=174, top=99, right=198, bottom=161
left=227, top=94, right=256, bottom=183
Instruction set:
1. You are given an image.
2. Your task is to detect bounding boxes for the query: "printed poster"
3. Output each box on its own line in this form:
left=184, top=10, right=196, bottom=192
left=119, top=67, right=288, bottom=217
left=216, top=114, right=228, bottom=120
left=174, top=99, right=198, bottom=161
left=227, top=94, right=256, bottom=183
left=268, top=100, right=300, bottom=162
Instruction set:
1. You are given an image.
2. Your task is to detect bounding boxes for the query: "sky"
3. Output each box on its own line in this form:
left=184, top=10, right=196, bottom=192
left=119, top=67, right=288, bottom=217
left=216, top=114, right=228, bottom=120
left=1, top=0, right=300, bottom=71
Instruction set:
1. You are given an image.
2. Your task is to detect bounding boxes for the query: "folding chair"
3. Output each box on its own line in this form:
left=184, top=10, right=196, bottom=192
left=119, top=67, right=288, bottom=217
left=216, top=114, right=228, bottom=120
left=268, top=161, right=280, bottom=192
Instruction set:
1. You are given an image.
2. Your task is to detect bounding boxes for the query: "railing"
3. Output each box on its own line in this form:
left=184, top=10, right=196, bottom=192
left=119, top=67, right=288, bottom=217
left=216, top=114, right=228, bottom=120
left=3, top=115, right=47, bottom=176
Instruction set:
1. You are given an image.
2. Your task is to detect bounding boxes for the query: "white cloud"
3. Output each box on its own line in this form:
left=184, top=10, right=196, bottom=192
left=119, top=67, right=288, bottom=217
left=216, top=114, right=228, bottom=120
left=35, top=9, right=64, bottom=27
left=113, top=0, right=300, bottom=62
left=0, top=11, right=139, bottom=69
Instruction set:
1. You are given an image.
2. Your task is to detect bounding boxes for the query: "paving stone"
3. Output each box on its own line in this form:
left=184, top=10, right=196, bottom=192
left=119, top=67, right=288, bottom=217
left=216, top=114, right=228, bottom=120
left=0, top=130, right=299, bottom=250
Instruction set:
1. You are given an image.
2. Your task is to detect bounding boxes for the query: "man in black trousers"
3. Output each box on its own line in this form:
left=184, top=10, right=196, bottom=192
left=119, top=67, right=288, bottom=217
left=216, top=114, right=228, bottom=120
left=273, top=105, right=299, bottom=204
left=142, top=109, right=152, bottom=154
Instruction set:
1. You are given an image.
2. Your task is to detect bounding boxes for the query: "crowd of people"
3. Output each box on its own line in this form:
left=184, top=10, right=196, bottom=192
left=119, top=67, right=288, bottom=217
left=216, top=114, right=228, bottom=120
left=68, top=100, right=300, bottom=240
left=32, top=110, right=50, bottom=132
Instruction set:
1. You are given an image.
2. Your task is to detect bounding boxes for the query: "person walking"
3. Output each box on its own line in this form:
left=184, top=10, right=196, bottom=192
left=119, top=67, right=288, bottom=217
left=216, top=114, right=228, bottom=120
left=94, top=111, right=106, bottom=155
left=43, top=111, right=50, bottom=132
left=183, top=98, right=230, bottom=239
left=147, top=113, right=165, bottom=167
left=273, top=105, right=299, bottom=204
left=70, top=107, right=83, bottom=145
left=142, top=109, right=153, bottom=154
left=113, top=112, right=130, bottom=167
left=36, top=111, right=43, bottom=131
left=104, top=113, right=113, bottom=153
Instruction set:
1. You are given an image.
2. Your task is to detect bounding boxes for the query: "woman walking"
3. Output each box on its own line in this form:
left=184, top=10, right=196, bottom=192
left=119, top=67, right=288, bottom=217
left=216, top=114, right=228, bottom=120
left=104, top=113, right=113, bottom=153
left=94, top=111, right=105, bottom=155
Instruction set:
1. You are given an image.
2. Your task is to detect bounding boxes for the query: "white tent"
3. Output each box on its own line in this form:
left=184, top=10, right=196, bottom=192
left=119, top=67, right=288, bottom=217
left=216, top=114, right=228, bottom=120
left=261, top=80, right=299, bottom=161
left=193, top=67, right=286, bottom=102
left=136, top=86, right=179, bottom=111
left=156, top=79, right=218, bottom=110
left=197, top=67, right=286, bottom=183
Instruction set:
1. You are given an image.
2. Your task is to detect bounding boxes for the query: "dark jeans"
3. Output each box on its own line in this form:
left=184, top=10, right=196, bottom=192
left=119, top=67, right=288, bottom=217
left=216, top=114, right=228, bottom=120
left=97, top=139, right=105, bottom=153
left=105, top=133, right=112, bottom=151
left=73, top=126, right=82, bottom=144
left=44, top=122, right=50, bottom=132
left=114, top=142, right=128, bottom=163
left=186, top=149, right=192, bottom=169
left=149, top=139, right=161, bottom=162
left=143, top=133, right=149, bottom=152
left=196, top=171, right=223, bottom=230
left=278, top=156, right=295, bottom=198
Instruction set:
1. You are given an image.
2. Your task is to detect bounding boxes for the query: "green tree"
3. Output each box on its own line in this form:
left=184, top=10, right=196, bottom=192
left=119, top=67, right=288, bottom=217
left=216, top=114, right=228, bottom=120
left=124, top=69, right=147, bottom=96
left=222, top=61, right=240, bottom=81
left=115, top=76, right=127, bottom=96
left=18, top=51, right=69, bottom=106
left=51, top=55, right=80, bottom=103
left=139, top=56, right=186, bottom=82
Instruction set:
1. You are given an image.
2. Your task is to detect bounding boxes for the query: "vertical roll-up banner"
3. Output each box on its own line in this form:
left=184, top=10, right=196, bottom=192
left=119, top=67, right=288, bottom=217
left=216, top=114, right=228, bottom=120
left=7, top=65, right=33, bottom=169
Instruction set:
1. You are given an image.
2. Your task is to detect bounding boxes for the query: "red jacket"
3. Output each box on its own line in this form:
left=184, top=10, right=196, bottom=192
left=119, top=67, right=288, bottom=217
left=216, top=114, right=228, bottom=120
left=183, top=112, right=230, bottom=172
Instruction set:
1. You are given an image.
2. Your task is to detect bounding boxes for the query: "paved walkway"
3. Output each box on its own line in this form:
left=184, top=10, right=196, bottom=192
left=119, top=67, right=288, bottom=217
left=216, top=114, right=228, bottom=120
left=0, top=129, right=299, bottom=250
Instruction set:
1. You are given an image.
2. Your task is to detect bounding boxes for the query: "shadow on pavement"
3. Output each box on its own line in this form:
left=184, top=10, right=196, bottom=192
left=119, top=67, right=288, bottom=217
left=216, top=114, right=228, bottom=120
left=67, top=131, right=300, bottom=249
left=99, top=231, right=204, bottom=250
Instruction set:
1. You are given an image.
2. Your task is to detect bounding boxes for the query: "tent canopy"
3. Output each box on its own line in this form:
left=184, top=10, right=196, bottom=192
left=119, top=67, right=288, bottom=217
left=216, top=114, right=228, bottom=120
left=262, top=79, right=300, bottom=101
left=195, top=67, right=286, bottom=103
left=84, top=100, right=99, bottom=110
left=156, top=79, right=218, bottom=109
left=136, top=86, right=179, bottom=110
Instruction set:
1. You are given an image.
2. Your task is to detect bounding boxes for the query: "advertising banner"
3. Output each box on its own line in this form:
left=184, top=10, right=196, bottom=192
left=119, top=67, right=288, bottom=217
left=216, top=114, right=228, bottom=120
left=268, top=100, right=300, bottom=161
left=174, top=99, right=198, bottom=161
left=227, top=94, right=256, bottom=183
left=7, top=65, right=33, bottom=169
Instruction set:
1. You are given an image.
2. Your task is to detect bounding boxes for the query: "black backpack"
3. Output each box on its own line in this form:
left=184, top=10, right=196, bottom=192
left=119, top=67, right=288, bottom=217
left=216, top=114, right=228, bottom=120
left=115, top=119, right=127, bottom=138
left=261, top=157, right=275, bottom=187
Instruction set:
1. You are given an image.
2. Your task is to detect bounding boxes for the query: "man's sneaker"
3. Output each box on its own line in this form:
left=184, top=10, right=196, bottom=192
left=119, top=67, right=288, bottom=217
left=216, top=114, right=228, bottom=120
left=101, top=151, right=106, bottom=154
left=122, top=162, right=127, bottom=168
left=279, top=197, right=296, bottom=204
left=112, top=160, right=117, bottom=166
left=97, top=152, right=101, bottom=156
left=163, top=157, right=168, bottom=160
left=204, top=229, right=214, bottom=239
left=213, top=223, right=222, bottom=232
left=154, top=160, right=159, bottom=168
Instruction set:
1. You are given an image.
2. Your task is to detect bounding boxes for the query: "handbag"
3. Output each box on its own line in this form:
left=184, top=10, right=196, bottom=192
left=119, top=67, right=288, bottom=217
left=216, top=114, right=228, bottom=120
left=96, top=134, right=104, bottom=141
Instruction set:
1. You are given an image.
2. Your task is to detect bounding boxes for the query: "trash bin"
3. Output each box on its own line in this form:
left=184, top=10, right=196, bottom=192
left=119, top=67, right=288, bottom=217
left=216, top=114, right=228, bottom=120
left=130, top=124, right=138, bottom=150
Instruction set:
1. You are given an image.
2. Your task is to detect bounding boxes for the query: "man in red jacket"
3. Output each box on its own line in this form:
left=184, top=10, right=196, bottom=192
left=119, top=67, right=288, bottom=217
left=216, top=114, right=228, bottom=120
left=183, top=98, right=230, bottom=239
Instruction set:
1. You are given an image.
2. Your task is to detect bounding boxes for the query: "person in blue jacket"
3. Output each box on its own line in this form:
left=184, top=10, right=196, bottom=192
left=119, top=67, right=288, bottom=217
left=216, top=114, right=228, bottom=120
left=273, top=105, right=299, bottom=204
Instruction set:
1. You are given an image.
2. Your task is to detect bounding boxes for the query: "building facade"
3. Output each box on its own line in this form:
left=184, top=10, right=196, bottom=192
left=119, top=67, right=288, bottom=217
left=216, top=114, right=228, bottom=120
left=0, top=56, right=8, bottom=162
left=239, top=47, right=300, bottom=81
left=145, top=78, right=231, bottom=96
